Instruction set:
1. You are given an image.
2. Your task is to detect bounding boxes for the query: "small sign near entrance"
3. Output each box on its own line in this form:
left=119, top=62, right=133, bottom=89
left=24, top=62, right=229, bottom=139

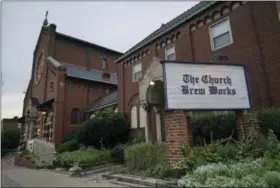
left=162, top=61, right=251, bottom=110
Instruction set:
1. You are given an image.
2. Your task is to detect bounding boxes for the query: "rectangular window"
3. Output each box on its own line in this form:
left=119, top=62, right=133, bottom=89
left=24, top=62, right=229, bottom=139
left=209, top=17, right=233, bottom=50
left=165, top=46, right=176, bottom=60
left=132, top=63, right=142, bottom=82
left=101, top=58, right=108, bottom=70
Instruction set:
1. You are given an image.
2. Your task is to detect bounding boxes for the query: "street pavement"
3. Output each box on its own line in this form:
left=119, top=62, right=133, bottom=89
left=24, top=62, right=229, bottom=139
left=1, top=160, right=123, bottom=187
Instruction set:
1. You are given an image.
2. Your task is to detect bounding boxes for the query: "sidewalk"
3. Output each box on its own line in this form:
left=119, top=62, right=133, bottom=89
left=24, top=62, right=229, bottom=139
left=1, top=160, right=123, bottom=187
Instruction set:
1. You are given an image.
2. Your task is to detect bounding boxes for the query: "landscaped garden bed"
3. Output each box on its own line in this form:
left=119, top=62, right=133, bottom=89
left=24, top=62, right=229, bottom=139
left=14, top=151, right=51, bottom=169
left=54, top=108, right=280, bottom=187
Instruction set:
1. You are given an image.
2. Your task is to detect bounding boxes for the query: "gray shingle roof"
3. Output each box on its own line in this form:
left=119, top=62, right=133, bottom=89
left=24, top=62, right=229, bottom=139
left=47, top=56, right=117, bottom=85
left=86, top=90, right=117, bottom=112
left=115, top=1, right=217, bottom=63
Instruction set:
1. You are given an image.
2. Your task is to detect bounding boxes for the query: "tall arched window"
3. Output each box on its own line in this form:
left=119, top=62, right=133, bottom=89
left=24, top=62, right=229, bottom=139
left=130, top=106, right=137, bottom=129
left=139, top=106, right=147, bottom=128
left=71, top=108, right=80, bottom=124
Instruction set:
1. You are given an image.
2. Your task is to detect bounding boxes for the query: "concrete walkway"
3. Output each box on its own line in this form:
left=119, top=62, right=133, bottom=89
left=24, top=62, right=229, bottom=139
left=1, top=160, right=123, bottom=187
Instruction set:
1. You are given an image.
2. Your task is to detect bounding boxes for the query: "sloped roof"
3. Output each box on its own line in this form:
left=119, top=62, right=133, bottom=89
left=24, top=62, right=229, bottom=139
left=47, top=56, right=117, bottom=85
left=115, top=1, right=217, bottom=63
left=86, top=91, right=117, bottom=112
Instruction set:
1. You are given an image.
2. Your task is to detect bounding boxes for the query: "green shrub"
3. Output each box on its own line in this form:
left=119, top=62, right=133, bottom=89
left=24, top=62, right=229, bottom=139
left=110, top=144, right=126, bottom=164
left=76, top=109, right=130, bottom=149
left=56, top=148, right=110, bottom=166
left=124, top=142, right=167, bottom=172
left=1, top=127, right=20, bottom=150
left=131, top=131, right=145, bottom=144
left=178, top=158, right=267, bottom=187
left=265, top=171, right=280, bottom=188
left=61, top=130, right=77, bottom=144
left=173, top=132, right=280, bottom=176
left=191, top=112, right=237, bottom=145
left=259, top=108, right=280, bottom=139
left=58, top=140, right=79, bottom=153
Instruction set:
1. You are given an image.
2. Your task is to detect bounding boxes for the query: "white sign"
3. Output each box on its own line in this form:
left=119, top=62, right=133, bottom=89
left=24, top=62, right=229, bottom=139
left=163, top=61, right=251, bottom=110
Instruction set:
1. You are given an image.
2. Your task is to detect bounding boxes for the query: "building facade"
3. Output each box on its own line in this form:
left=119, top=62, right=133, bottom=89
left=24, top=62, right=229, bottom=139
left=116, top=1, right=280, bottom=146
left=1, top=117, right=20, bottom=131
left=22, top=17, right=122, bottom=151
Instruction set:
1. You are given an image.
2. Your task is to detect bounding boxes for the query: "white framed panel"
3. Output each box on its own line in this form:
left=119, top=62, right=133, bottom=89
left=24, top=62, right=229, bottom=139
left=162, top=61, right=251, bottom=110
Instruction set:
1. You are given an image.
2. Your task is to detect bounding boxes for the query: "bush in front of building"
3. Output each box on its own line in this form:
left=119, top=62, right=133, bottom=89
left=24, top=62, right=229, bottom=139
left=58, top=140, right=80, bottom=153
left=1, top=127, right=21, bottom=156
left=61, top=130, right=78, bottom=144
left=191, top=112, right=237, bottom=146
left=258, top=107, right=280, bottom=139
left=124, top=142, right=167, bottom=172
left=75, top=109, right=130, bottom=149
left=110, top=143, right=127, bottom=164
left=56, top=148, right=110, bottom=166
left=191, top=108, right=280, bottom=145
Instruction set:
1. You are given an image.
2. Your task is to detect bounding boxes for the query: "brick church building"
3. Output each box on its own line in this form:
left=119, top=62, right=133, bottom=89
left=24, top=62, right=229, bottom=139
left=21, top=15, right=122, bottom=153
left=116, top=1, right=280, bottom=160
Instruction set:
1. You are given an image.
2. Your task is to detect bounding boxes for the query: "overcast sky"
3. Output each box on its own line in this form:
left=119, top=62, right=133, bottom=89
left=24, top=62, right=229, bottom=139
left=1, top=1, right=198, bottom=119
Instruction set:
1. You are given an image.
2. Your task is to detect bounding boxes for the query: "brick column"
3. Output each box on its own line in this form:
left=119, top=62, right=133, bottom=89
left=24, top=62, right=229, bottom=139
left=164, top=110, right=192, bottom=163
left=236, top=109, right=260, bottom=140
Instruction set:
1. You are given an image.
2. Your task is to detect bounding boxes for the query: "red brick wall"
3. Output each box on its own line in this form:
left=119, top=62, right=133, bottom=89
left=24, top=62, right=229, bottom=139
left=63, top=77, right=117, bottom=133
left=55, top=40, right=86, bottom=67
left=31, top=28, right=53, bottom=103
left=54, top=37, right=120, bottom=73
left=27, top=24, right=121, bottom=149
left=117, top=1, right=280, bottom=116
left=164, top=110, right=191, bottom=163
left=1, top=119, right=19, bottom=131
left=250, top=2, right=280, bottom=107
left=45, top=65, right=57, bottom=100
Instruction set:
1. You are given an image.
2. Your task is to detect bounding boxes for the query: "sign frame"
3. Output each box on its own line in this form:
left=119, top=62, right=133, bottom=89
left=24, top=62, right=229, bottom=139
left=161, top=60, right=252, bottom=111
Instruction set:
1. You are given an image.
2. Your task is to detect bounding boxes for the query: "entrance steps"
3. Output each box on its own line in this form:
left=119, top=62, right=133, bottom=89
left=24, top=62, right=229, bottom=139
left=103, top=173, right=180, bottom=188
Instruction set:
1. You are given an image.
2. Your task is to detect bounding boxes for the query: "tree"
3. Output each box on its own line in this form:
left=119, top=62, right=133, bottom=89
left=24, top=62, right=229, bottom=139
left=1, top=127, right=21, bottom=150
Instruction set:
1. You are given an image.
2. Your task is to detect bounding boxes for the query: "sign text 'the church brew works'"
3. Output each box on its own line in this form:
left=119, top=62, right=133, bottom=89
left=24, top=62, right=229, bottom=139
left=181, top=74, right=236, bottom=96
left=162, top=61, right=251, bottom=110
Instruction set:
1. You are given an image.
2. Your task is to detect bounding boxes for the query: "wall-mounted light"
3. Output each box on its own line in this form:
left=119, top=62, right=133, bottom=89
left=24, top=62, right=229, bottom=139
left=41, top=111, right=47, bottom=116
left=149, top=81, right=155, bottom=86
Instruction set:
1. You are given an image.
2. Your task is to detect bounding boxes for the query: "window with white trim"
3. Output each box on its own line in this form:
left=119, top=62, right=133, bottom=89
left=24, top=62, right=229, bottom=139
left=139, top=106, right=147, bottom=128
left=209, top=18, right=233, bottom=50
left=130, top=106, right=138, bottom=129
left=132, top=63, right=142, bottom=82
left=165, top=46, right=176, bottom=60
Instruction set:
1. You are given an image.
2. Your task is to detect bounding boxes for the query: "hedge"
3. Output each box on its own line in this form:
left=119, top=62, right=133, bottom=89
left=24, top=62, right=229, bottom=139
left=191, top=112, right=237, bottom=145
left=1, top=127, right=21, bottom=150
left=258, top=108, right=280, bottom=139
left=192, top=108, right=280, bottom=145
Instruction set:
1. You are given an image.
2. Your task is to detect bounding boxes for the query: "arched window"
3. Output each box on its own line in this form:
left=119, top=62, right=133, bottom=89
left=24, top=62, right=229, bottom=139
left=130, top=106, right=137, bottom=129
left=71, top=108, right=80, bottom=124
left=139, top=106, right=147, bottom=128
